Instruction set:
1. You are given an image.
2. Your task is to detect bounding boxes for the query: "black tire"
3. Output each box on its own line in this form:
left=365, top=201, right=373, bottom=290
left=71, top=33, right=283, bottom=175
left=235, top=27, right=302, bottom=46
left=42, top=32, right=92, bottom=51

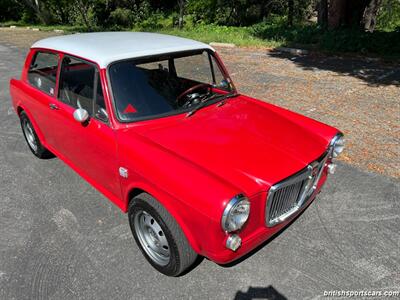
left=128, top=193, right=198, bottom=276
left=20, top=111, right=54, bottom=159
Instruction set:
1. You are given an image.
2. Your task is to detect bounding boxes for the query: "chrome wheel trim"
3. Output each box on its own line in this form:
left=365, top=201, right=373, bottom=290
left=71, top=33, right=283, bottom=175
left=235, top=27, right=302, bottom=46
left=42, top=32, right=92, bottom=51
left=23, top=120, right=37, bottom=152
left=134, top=210, right=170, bottom=266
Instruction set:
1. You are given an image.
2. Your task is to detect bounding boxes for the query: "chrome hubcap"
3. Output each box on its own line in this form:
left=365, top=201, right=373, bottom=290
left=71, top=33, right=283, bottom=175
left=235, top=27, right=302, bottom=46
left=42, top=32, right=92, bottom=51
left=134, top=210, right=170, bottom=266
left=23, top=120, right=37, bottom=151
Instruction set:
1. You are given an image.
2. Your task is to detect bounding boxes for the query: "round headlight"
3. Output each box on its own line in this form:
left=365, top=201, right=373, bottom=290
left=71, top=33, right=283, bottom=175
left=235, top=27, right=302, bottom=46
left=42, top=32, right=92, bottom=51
left=331, top=134, right=345, bottom=158
left=221, top=194, right=250, bottom=232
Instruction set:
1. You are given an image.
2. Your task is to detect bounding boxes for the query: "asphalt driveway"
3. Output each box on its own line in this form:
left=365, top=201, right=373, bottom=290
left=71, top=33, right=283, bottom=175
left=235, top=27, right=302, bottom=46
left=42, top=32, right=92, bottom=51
left=0, top=43, right=399, bottom=299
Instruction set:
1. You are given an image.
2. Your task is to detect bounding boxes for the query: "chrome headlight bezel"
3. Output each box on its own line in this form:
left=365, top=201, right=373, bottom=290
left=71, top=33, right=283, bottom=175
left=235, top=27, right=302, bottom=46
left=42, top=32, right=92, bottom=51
left=221, top=194, right=250, bottom=232
left=329, top=132, right=345, bottom=158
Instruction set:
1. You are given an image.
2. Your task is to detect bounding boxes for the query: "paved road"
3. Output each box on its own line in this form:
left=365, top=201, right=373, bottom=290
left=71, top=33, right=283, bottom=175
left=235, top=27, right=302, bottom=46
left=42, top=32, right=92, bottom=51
left=1, top=44, right=399, bottom=300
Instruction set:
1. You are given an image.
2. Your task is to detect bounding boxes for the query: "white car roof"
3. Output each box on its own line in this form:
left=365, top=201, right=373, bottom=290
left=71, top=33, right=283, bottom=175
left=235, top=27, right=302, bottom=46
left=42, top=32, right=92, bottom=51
left=32, top=32, right=214, bottom=68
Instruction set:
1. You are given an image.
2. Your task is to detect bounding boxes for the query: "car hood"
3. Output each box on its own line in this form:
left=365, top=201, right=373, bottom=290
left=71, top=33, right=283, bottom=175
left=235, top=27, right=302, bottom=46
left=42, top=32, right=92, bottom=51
left=130, top=95, right=338, bottom=195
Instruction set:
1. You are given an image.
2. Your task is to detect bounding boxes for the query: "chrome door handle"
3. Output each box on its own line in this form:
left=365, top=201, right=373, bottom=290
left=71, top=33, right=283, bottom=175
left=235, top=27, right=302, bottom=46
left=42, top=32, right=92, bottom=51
left=49, top=103, right=59, bottom=110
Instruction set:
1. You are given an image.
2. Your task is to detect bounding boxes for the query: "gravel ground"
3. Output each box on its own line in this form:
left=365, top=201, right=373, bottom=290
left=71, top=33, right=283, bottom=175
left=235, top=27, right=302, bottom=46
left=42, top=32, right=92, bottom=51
left=0, top=28, right=399, bottom=300
left=0, top=27, right=60, bottom=48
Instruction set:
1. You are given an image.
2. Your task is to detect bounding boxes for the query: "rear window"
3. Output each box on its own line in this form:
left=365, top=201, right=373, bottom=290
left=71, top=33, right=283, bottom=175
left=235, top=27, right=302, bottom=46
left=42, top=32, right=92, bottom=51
left=27, top=51, right=59, bottom=95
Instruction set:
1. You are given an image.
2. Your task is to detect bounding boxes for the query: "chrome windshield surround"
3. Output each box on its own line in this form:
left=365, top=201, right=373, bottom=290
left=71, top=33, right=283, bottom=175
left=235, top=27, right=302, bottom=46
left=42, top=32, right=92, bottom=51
left=265, top=152, right=329, bottom=227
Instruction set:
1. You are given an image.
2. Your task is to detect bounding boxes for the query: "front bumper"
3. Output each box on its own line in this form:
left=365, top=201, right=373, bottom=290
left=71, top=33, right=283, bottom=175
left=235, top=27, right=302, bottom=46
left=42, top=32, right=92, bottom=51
left=205, top=171, right=328, bottom=265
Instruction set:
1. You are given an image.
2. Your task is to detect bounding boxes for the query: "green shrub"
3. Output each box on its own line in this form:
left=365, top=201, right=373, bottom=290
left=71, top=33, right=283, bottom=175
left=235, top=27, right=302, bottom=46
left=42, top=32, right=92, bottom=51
left=377, top=0, right=400, bottom=32
left=21, top=11, right=37, bottom=24
left=138, top=12, right=168, bottom=29
left=110, top=8, right=135, bottom=27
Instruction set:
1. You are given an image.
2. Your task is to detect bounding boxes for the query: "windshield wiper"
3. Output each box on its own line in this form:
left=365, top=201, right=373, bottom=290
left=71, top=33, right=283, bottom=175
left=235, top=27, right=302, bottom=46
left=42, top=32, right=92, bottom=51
left=186, top=93, right=239, bottom=117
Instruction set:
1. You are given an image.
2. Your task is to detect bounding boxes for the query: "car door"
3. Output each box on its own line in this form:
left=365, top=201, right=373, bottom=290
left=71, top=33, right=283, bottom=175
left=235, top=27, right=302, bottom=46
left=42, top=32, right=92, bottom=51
left=48, top=54, right=121, bottom=201
left=23, top=50, right=60, bottom=142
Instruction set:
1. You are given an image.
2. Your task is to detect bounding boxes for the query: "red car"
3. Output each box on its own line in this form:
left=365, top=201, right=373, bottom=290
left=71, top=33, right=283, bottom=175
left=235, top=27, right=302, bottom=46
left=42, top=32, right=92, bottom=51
left=10, top=32, right=344, bottom=276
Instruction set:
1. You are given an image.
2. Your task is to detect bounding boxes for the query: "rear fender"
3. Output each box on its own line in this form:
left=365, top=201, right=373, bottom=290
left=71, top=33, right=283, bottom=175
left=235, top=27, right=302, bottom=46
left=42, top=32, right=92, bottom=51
left=15, top=102, right=47, bottom=146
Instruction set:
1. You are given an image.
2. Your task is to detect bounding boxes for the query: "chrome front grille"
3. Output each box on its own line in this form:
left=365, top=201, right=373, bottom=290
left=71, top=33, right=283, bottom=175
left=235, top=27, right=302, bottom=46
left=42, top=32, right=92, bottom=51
left=268, top=179, right=307, bottom=222
left=265, top=153, right=328, bottom=227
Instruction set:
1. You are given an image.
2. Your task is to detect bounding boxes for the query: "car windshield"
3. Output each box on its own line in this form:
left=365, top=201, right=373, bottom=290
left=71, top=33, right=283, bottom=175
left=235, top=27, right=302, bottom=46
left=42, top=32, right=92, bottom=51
left=108, top=49, right=235, bottom=122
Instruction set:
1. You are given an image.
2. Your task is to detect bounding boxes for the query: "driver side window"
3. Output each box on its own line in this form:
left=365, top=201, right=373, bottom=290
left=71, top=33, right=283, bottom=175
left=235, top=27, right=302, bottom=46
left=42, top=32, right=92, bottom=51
left=58, top=56, right=108, bottom=122
left=58, top=56, right=95, bottom=114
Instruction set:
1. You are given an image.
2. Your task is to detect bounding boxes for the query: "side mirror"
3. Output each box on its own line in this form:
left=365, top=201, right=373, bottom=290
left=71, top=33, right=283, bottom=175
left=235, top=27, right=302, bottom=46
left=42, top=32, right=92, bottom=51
left=214, top=79, right=230, bottom=90
left=73, top=108, right=89, bottom=123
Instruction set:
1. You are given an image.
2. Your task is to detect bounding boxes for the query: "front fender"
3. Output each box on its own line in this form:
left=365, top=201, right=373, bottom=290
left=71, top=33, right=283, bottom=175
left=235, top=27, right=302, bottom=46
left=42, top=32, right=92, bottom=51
left=116, top=127, right=242, bottom=258
left=123, top=179, right=208, bottom=255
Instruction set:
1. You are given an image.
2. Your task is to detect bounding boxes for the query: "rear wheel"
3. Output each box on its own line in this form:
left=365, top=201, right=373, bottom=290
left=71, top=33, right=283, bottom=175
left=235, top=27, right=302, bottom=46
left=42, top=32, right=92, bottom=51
left=20, top=111, right=54, bottom=159
left=128, top=193, right=198, bottom=276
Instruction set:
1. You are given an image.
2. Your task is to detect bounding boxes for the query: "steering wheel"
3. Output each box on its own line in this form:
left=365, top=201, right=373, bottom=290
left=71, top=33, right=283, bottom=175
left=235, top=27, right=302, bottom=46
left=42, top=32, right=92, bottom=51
left=176, top=83, right=212, bottom=106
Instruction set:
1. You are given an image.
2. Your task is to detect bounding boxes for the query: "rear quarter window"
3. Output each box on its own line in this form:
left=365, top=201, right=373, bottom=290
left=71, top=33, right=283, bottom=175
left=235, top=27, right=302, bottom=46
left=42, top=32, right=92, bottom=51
left=27, top=51, right=59, bottom=96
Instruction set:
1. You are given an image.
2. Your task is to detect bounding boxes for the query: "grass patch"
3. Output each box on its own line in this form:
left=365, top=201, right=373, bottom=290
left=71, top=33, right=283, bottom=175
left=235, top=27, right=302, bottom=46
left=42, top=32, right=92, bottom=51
left=134, top=24, right=283, bottom=48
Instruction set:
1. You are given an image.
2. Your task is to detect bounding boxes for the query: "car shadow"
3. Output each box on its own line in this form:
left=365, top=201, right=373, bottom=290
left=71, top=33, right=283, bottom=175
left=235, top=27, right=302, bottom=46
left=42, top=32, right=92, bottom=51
left=234, top=286, right=287, bottom=300
left=267, top=49, right=400, bottom=87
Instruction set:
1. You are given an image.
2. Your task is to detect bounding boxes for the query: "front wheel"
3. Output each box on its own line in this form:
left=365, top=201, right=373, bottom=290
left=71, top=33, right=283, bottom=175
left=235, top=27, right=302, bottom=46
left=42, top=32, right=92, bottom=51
left=128, top=193, right=198, bottom=276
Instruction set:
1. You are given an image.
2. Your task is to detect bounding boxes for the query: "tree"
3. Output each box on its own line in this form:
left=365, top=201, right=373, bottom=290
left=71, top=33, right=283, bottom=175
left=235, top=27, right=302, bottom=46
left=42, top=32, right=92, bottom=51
left=47, top=0, right=74, bottom=24
left=377, top=0, right=400, bottom=31
left=178, top=0, right=186, bottom=28
left=22, top=0, right=53, bottom=24
left=75, top=0, right=93, bottom=29
left=328, top=0, right=345, bottom=28
left=288, top=0, right=294, bottom=26
left=362, top=0, right=383, bottom=31
left=0, top=0, right=23, bottom=22
left=325, top=0, right=385, bottom=32
left=317, top=0, right=328, bottom=26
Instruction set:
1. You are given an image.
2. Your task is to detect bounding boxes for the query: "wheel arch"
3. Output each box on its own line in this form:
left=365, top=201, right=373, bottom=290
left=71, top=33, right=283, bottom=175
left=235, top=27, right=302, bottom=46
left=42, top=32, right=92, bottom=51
left=17, top=105, right=47, bottom=146
left=125, top=184, right=202, bottom=255
left=16, top=105, right=24, bottom=116
left=127, top=187, right=146, bottom=203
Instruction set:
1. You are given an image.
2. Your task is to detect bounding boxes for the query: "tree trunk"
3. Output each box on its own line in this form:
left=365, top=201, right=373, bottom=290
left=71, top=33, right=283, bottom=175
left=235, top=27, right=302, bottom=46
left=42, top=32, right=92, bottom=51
left=327, top=0, right=383, bottom=31
left=317, top=0, right=328, bottom=26
left=288, top=0, right=294, bottom=26
left=178, top=0, right=185, bottom=29
left=345, top=0, right=367, bottom=28
left=23, top=0, right=52, bottom=24
left=362, top=0, right=383, bottom=32
left=328, top=0, right=346, bottom=28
